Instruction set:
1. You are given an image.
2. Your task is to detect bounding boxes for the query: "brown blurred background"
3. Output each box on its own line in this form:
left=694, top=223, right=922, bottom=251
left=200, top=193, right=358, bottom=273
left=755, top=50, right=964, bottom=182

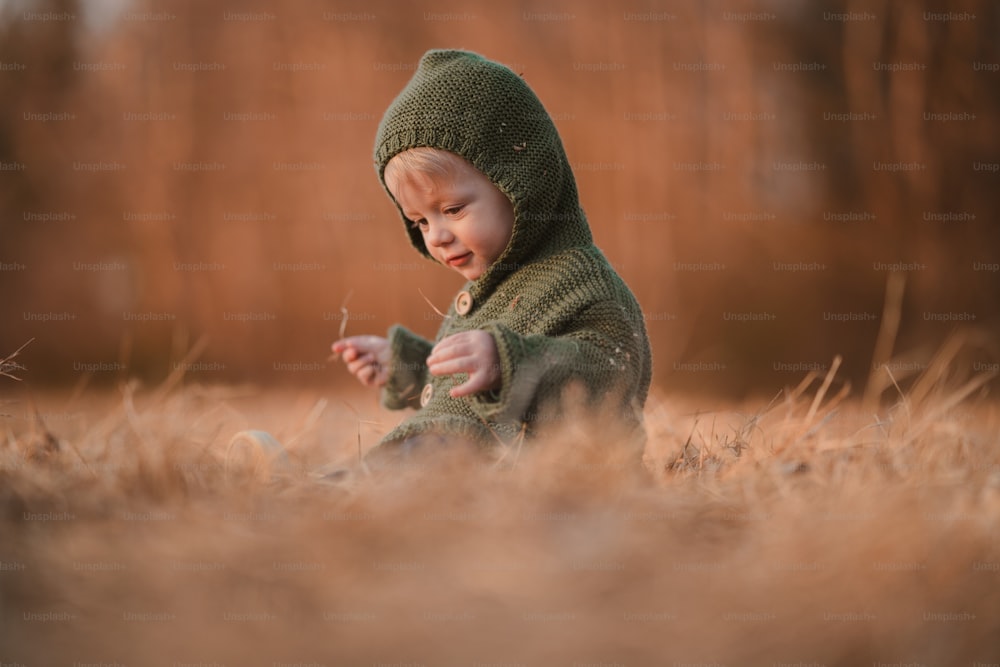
left=1, top=0, right=998, bottom=397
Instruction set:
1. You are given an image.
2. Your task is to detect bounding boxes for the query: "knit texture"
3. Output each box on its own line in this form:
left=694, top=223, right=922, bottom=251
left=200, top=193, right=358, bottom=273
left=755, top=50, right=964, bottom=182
left=372, top=49, right=652, bottom=452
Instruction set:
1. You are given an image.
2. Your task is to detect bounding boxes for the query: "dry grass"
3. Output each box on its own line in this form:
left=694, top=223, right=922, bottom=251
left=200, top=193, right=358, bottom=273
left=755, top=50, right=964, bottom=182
left=1, top=360, right=999, bottom=666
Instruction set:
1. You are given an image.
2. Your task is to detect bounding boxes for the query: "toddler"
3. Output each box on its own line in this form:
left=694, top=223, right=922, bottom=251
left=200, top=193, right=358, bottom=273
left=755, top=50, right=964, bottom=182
left=332, top=50, right=652, bottom=458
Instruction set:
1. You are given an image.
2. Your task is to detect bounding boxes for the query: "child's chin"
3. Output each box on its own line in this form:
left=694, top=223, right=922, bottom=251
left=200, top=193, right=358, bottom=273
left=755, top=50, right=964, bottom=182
left=456, top=266, right=482, bottom=280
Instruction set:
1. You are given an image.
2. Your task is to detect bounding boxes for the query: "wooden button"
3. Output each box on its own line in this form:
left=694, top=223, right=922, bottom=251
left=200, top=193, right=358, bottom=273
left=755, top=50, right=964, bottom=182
left=420, top=383, right=433, bottom=407
left=455, top=291, right=473, bottom=315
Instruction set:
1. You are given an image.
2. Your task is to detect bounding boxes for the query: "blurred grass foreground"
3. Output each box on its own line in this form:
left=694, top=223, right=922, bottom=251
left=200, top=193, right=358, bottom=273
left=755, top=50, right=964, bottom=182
left=1, top=341, right=1000, bottom=664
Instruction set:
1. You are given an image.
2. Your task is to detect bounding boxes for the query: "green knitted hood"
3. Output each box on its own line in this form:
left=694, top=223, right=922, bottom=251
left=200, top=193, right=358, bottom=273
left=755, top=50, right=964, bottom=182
left=374, top=49, right=593, bottom=300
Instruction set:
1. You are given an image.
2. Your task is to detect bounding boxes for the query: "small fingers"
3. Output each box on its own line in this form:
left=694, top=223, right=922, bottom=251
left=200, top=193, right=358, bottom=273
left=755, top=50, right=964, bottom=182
left=427, top=354, right=473, bottom=377
left=427, top=346, right=454, bottom=367
left=346, top=353, right=374, bottom=375
left=333, top=336, right=380, bottom=355
left=333, top=337, right=388, bottom=388
left=359, top=364, right=378, bottom=386
left=354, top=358, right=385, bottom=387
left=332, top=338, right=361, bottom=357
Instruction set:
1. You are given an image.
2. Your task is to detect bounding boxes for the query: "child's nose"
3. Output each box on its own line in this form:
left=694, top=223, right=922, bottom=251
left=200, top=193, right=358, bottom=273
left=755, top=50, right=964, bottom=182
left=425, top=218, right=454, bottom=246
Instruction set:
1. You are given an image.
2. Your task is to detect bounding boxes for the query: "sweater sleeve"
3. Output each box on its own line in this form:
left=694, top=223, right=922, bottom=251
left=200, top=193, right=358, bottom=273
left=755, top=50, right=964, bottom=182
left=469, top=301, right=645, bottom=427
left=381, top=324, right=433, bottom=411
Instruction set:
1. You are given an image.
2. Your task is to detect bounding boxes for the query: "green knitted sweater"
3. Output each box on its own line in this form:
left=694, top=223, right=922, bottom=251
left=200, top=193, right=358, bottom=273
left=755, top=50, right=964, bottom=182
left=371, top=50, right=652, bottom=451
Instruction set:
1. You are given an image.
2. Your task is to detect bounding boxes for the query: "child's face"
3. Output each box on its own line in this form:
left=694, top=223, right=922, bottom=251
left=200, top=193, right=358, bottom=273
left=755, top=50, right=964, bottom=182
left=386, top=155, right=514, bottom=282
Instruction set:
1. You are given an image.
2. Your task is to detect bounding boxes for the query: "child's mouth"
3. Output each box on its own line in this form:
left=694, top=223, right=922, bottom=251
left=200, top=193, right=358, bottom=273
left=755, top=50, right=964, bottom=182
left=446, top=252, right=472, bottom=267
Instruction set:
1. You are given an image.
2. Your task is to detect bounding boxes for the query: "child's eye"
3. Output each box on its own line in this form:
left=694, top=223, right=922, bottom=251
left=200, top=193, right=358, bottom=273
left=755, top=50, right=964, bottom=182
left=410, top=218, right=428, bottom=230
left=443, top=205, right=464, bottom=216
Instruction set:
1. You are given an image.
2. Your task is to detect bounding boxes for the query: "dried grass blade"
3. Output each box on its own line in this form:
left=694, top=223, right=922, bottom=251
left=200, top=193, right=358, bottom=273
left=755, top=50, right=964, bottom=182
left=0, top=338, right=35, bottom=381
left=908, top=331, right=966, bottom=409
left=805, top=355, right=842, bottom=426
left=418, top=288, right=449, bottom=319
left=864, top=272, right=905, bottom=408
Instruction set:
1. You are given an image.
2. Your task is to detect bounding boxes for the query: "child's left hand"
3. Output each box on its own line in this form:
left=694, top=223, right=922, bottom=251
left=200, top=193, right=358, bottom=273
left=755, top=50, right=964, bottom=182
left=427, top=330, right=501, bottom=398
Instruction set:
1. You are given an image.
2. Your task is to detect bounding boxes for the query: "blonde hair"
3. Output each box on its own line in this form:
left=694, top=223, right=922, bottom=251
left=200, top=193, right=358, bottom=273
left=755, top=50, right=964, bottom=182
left=383, top=147, right=469, bottom=189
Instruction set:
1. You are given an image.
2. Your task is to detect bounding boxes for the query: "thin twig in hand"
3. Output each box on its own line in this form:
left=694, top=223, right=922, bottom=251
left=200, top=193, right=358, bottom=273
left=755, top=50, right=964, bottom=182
left=327, top=290, right=355, bottom=362
left=339, top=289, right=354, bottom=340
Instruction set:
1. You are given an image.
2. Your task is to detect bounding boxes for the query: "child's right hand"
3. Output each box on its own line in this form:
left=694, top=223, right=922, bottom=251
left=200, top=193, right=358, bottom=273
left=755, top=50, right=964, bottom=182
left=331, top=336, right=391, bottom=387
